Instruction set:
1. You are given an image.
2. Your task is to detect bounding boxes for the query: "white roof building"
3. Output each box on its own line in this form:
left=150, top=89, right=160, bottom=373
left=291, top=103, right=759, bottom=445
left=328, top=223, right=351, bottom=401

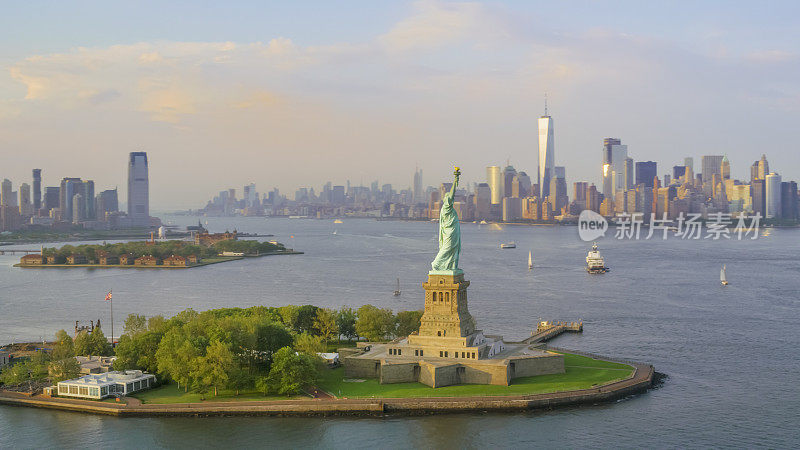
left=57, top=370, right=156, bottom=400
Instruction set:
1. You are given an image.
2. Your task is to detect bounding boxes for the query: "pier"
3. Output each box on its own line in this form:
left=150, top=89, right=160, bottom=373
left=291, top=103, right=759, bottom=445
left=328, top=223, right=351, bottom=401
left=524, top=320, right=583, bottom=344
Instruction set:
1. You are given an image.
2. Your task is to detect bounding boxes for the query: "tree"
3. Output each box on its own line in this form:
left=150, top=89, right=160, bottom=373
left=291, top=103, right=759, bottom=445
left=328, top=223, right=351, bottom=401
left=336, top=307, right=357, bottom=341
left=265, top=346, right=318, bottom=396
left=123, top=314, right=148, bottom=337
left=355, top=305, right=395, bottom=342
left=52, top=329, right=75, bottom=360
left=192, top=340, right=234, bottom=396
left=156, top=327, right=197, bottom=391
left=295, top=305, right=319, bottom=334
left=48, top=358, right=80, bottom=382
left=395, top=310, right=423, bottom=337
left=89, top=327, right=113, bottom=356
left=73, top=331, right=91, bottom=356
left=147, top=315, right=167, bottom=333
left=313, top=309, right=338, bottom=344
left=295, top=333, right=325, bottom=356
left=253, top=322, right=293, bottom=371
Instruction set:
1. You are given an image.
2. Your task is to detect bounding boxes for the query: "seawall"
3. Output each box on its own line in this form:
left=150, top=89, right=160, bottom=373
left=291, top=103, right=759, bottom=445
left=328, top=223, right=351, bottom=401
left=0, top=360, right=653, bottom=417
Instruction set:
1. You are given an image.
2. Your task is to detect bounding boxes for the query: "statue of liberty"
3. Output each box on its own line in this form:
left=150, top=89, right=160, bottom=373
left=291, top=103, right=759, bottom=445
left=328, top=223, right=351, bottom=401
left=431, top=167, right=461, bottom=272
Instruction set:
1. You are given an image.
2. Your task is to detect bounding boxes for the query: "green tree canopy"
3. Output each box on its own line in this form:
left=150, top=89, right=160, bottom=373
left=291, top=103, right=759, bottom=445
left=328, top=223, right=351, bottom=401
left=313, top=308, right=338, bottom=343
left=395, top=310, right=423, bottom=337
left=295, top=333, right=325, bottom=356
left=264, top=346, right=318, bottom=396
left=336, top=307, right=357, bottom=341
left=355, top=305, right=396, bottom=342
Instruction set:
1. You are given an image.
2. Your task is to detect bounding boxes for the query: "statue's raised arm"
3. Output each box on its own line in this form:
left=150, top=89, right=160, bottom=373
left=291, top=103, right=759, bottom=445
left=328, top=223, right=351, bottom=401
left=431, top=167, right=462, bottom=272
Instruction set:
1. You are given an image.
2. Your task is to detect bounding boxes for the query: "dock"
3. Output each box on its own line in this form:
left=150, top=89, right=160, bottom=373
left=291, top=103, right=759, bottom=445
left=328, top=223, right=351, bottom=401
left=524, top=320, right=583, bottom=344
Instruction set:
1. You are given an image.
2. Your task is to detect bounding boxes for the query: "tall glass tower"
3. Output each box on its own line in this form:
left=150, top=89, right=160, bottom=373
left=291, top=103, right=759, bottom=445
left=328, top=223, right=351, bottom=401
left=128, top=152, right=149, bottom=227
left=538, top=104, right=554, bottom=199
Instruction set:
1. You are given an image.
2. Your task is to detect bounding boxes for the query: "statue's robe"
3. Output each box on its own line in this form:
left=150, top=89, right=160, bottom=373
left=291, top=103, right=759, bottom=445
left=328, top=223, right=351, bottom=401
left=431, top=190, right=461, bottom=271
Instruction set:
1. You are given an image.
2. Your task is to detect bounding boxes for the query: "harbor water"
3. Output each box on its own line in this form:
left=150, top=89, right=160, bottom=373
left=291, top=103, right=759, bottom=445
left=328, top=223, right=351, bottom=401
left=0, top=217, right=798, bottom=448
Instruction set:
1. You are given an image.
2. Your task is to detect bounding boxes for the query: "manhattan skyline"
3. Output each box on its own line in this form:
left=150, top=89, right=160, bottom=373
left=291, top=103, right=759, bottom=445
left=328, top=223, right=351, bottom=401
left=2, top=1, right=800, bottom=209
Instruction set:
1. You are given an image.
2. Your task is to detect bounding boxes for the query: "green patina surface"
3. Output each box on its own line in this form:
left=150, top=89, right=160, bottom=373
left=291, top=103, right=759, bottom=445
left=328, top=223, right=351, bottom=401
left=318, top=352, right=634, bottom=399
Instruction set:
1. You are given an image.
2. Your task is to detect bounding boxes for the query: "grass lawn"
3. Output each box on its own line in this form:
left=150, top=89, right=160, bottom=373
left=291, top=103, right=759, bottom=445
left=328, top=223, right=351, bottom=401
left=318, top=352, right=634, bottom=399
left=130, top=382, right=305, bottom=404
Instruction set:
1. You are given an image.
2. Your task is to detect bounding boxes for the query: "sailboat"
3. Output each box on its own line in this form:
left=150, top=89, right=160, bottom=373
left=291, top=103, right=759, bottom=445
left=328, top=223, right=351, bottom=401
left=720, top=265, right=729, bottom=286
left=332, top=229, right=338, bottom=235
left=393, top=278, right=401, bottom=296
left=528, top=251, right=533, bottom=270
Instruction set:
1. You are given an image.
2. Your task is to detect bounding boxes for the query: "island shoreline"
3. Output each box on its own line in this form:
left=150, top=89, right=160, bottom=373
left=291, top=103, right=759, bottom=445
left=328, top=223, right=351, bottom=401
left=0, top=353, right=654, bottom=417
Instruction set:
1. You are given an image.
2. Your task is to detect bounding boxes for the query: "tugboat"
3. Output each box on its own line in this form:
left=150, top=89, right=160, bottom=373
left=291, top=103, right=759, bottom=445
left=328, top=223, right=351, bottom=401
left=500, top=242, right=516, bottom=249
left=720, top=265, right=729, bottom=286
left=586, top=242, right=608, bottom=274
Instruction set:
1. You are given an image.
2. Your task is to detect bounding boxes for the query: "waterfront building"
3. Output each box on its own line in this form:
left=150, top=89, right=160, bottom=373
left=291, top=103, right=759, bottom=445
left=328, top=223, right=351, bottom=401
left=781, top=181, right=799, bottom=220
left=538, top=107, right=555, bottom=199
left=127, top=151, right=150, bottom=227
left=473, top=183, right=490, bottom=219
left=751, top=179, right=766, bottom=216
left=43, top=187, right=59, bottom=215
left=635, top=161, right=657, bottom=188
left=602, top=138, right=627, bottom=200
left=502, top=197, right=522, bottom=221
left=573, top=182, right=588, bottom=211
left=765, top=172, right=782, bottom=219
left=727, top=184, right=752, bottom=213
left=486, top=166, right=503, bottom=205
left=96, top=189, right=119, bottom=220
left=32, top=169, right=41, bottom=213
left=56, top=370, right=156, bottom=400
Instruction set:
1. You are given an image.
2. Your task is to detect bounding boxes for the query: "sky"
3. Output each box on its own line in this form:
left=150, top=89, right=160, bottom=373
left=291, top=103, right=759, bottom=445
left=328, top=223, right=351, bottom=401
left=1, top=0, right=799, bottom=209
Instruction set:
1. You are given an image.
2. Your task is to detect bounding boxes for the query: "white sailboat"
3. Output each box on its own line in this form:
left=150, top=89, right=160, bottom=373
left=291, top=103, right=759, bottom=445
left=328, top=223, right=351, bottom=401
left=720, top=265, right=729, bottom=286
left=528, top=250, right=533, bottom=269
left=393, top=278, right=401, bottom=296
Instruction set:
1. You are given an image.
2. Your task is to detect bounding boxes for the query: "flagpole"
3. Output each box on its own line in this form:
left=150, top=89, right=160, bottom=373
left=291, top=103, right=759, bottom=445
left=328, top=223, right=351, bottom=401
left=110, top=290, right=113, bottom=347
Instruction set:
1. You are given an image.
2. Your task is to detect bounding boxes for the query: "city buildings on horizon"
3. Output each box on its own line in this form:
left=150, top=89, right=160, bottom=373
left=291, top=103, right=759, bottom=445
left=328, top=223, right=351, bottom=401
left=0, top=152, right=156, bottom=232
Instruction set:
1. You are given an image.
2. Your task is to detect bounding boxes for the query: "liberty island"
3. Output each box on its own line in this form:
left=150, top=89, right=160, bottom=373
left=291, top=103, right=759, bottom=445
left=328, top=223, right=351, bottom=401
left=0, top=170, right=655, bottom=416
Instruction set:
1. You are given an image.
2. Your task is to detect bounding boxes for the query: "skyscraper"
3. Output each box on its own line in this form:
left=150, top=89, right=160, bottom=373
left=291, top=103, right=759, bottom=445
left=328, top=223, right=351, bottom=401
left=32, top=169, right=41, bottom=214
left=128, top=152, right=149, bottom=227
left=413, top=167, right=423, bottom=203
left=765, top=172, right=782, bottom=219
left=1, top=179, right=11, bottom=207
left=701, top=155, right=724, bottom=182
left=780, top=181, right=798, bottom=220
left=758, top=154, right=769, bottom=180
left=635, top=161, right=657, bottom=188
left=721, top=156, right=730, bottom=180
left=538, top=105, right=554, bottom=199
left=751, top=179, right=766, bottom=216
left=486, top=166, right=503, bottom=205
left=503, top=165, right=517, bottom=198
left=59, top=177, right=82, bottom=222
left=625, top=157, right=634, bottom=190
left=684, top=157, right=694, bottom=174
left=602, top=138, right=627, bottom=199
left=96, top=189, right=119, bottom=219
left=43, top=187, right=59, bottom=214
left=19, top=183, right=31, bottom=216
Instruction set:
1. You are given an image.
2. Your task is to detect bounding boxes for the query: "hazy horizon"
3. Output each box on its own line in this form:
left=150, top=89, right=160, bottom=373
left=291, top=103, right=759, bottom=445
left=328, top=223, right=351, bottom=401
left=2, top=1, right=799, bottom=209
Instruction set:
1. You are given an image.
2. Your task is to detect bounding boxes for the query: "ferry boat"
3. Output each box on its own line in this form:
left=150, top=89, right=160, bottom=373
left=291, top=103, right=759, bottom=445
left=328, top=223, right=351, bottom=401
left=333, top=219, right=343, bottom=224
left=500, top=242, right=516, bottom=249
left=720, top=265, right=729, bottom=286
left=586, top=242, right=608, bottom=274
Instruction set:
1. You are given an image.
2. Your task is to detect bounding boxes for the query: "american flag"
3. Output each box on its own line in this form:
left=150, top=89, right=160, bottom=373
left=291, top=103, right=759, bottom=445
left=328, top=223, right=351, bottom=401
left=104, top=291, right=112, bottom=301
